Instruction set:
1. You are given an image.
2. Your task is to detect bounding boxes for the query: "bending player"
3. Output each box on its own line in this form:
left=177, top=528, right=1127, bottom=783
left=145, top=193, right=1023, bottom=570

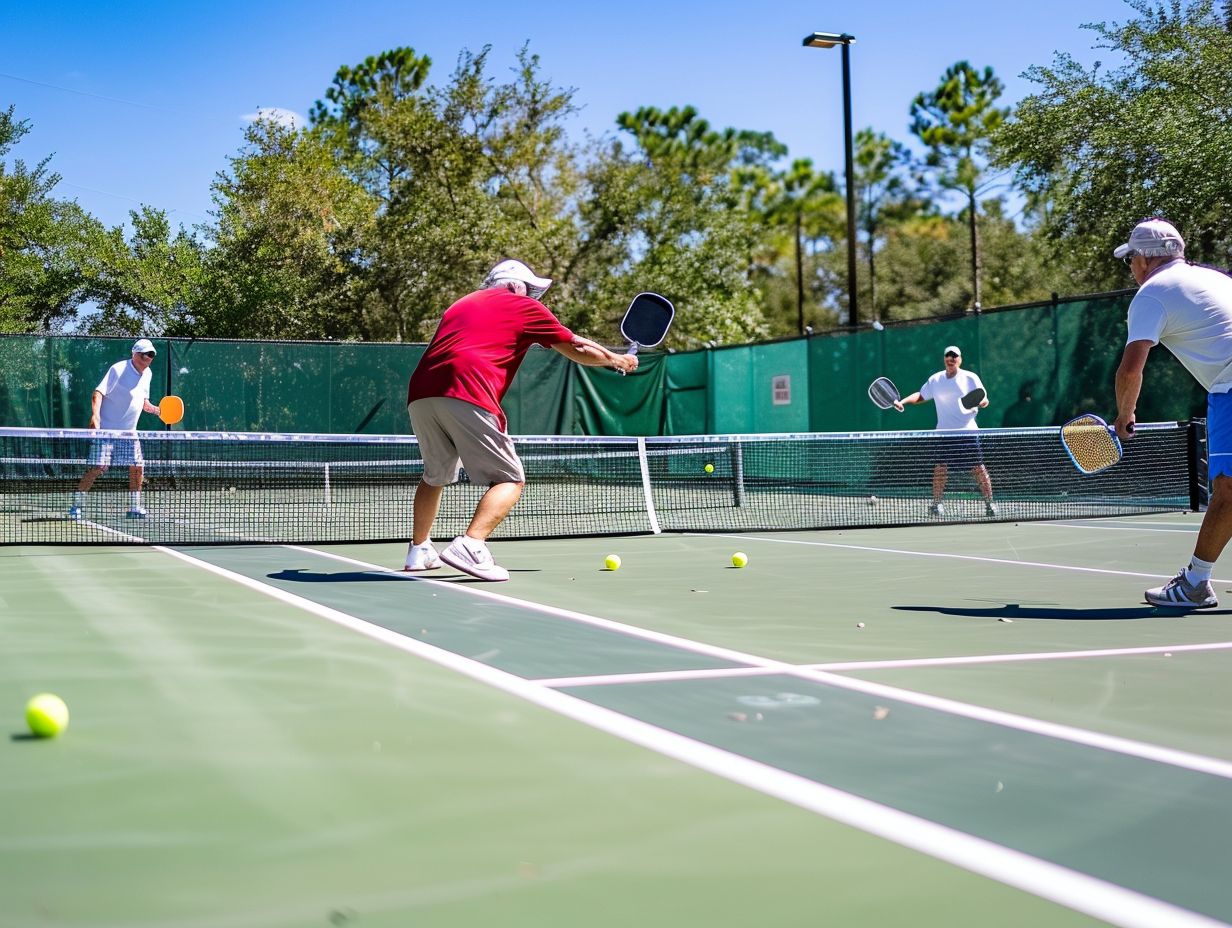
left=1113, top=218, right=1232, bottom=608
left=404, top=259, right=636, bottom=581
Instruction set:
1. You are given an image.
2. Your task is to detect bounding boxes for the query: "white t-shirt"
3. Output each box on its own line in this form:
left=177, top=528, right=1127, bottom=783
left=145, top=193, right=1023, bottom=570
left=920, top=368, right=984, bottom=431
left=95, top=360, right=151, bottom=430
left=1125, top=260, right=1232, bottom=393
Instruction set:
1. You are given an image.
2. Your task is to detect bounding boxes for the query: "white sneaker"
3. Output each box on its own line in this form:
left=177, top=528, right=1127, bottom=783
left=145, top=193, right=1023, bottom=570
left=126, top=507, right=148, bottom=520
left=927, top=502, right=945, bottom=518
left=403, top=541, right=442, bottom=572
left=985, top=500, right=999, bottom=518
left=68, top=505, right=82, bottom=521
left=1145, top=571, right=1218, bottom=609
left=439, top=536, right=509, bottom=582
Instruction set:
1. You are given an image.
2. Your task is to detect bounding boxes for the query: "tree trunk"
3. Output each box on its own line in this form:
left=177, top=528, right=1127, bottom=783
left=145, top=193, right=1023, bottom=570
left=795, top=209, right=805, bottom=334
left=968, top=189, right=982, bottom=310
left=867, top=219, right=877, bottom=322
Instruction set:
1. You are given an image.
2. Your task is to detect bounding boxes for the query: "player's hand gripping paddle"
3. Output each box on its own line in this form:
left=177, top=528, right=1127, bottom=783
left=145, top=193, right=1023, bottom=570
left=1060, top=413, right=1132, bottom=474
left=158, top=395, right=184, bottom=426
left=621, top=292, right=675, bottom=356
left=961, top=387, right=986, bottom=410
left=868, top=377, right=901, bottom=410
left=618, top=292, right=674, bottom=375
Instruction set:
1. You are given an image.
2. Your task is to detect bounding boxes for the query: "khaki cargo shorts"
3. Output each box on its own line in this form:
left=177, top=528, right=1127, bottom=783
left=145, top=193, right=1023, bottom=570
left=408, top=396, right=526, bottom=486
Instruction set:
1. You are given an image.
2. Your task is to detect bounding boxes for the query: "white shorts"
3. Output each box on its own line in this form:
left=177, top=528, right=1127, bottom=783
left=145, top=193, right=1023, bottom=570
left=88, top=438, right=144, bottom=468
left=408, top=397, right=525, bottom=486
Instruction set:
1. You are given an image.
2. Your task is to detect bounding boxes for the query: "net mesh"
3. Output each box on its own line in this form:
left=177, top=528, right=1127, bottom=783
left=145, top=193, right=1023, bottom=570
left=0, top=423, right=1192, bottom=545
left=1061, top=416, right=1123, bottom=474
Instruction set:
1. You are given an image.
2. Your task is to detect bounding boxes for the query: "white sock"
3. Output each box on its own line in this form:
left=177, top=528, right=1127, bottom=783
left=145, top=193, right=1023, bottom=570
left=1185, top=556, right=1215, bottom=584
left=129, top=490, right=142, bottom=509
left=74, top=490, right=85, bottom=507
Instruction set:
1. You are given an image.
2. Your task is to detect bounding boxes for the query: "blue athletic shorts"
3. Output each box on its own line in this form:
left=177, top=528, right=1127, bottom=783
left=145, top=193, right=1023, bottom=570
left=933, top=432, right=985, bottom=471
left=1208, top=392, right=1232, bottom=479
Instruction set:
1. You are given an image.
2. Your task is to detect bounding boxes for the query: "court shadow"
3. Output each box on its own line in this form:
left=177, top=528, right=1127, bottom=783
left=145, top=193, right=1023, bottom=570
left=892, top=603, right=1232, bottom=620
left=268, top=568, right=541, bottom=584
left=268, top=569, right=405, bottom=583
left=10, top=733, right=44, bottom=742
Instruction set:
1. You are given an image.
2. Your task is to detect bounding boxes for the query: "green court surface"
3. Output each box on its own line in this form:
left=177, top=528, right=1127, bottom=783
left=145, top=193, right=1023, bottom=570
left=3, top=512, right=1231, bottom=927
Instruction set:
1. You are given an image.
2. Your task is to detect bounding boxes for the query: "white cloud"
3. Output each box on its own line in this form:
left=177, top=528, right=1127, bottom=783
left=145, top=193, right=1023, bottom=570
left=242, top=107, right=305, bottom=130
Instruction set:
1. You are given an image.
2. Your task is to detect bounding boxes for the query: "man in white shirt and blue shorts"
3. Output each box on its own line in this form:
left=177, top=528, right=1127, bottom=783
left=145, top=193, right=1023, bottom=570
left=894, top=345, right=997, bottom=518
left=70, top=338, right=162, bottom=520
left=1114, top=218, right=1232, bottom=608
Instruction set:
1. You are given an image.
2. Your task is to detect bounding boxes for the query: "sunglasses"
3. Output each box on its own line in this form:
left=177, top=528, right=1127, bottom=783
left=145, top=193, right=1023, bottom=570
left=944, top=353, right=960, bottom=359
left=138, top=351, right=156, bottom=359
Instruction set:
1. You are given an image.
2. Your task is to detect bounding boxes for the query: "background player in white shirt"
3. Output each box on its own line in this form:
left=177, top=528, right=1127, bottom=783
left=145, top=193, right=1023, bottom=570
left=894, top=345, right=997, bottom=518
left=1114, top=218, right=1232, bottom=608
left=70, top=339, right=161, bottom=520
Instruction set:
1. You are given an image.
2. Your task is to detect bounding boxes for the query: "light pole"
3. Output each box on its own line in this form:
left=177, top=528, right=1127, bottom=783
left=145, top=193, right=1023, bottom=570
left=802, top=31, right=858, bottom=328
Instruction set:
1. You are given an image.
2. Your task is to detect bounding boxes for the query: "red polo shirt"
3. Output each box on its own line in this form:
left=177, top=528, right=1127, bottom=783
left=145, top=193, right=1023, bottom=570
left=408, top=288, right=575, bottom=430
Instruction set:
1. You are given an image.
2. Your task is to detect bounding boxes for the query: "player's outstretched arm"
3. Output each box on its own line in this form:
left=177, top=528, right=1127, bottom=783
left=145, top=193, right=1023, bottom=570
left=553, top=337, right=638, bottom=372
left=895, top=391, right=925, bottom=412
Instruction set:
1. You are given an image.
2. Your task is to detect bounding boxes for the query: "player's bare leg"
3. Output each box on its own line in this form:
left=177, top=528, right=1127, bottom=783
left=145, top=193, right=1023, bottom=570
left=412, top=480, right=444, bottom=546
left=466, top=481, right=524, bottom=541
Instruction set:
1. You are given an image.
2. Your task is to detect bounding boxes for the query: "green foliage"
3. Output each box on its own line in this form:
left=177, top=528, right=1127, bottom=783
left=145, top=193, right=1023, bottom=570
left=853, top=128, right=922, bottom=320
left=6, top=34, right=1113, bottom=346
left=200, top=117, right=374, bottom=338
left=0, top=106, right=101, bottom=332
left=995, top=0, right=1232, bottom=282
left=77, top=206, right=206, bottom=336
left=911, top=62, right=1010, bottom=307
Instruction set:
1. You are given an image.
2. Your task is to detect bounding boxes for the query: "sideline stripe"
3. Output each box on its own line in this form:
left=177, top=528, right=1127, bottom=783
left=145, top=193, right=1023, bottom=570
left=1035, top=522, right=1199, bottom=534
left=284, top=546, right=1232, bottom=781
left=810, top=640, right=1232, bottom=671
left=155, top=543, right=1228, bottom=928
left=691, top=533, right=1232, bottom=583
left=534, top=640, right=1232, bottom=686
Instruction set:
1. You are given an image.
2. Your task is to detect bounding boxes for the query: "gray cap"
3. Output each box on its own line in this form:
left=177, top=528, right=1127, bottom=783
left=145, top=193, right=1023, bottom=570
left=1113, top=219, right=1185, bottom=259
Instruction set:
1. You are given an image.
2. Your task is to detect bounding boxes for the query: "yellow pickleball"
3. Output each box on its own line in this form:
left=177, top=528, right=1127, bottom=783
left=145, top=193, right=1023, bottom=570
left=704, top=463, right=714, bottom=473
left=731, top=552, right=748, bottom=568
left=604, top=554, right=622, bottom=571
left=25, top=693, right=69, bottom=738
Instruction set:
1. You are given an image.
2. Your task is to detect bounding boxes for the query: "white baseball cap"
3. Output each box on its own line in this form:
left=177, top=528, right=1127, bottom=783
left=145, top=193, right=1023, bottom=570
left=944, top=345, right=962, bottom=357
left=1113, top=218, right=1185, bottom=259
left=484, top=259, right=552, bottom=299
left=131, top=338, right=156, bottom=355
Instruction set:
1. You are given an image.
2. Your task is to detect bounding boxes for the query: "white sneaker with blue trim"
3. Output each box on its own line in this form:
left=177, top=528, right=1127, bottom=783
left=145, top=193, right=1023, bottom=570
left=1145, top=571, right=1218, bottom=609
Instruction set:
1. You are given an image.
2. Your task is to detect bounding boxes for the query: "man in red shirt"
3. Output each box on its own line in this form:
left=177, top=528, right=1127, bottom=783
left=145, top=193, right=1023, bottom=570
left=405, top=259, right=637, bottom=581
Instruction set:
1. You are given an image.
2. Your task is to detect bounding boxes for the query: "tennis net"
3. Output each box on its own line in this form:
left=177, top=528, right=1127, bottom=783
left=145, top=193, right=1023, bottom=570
left=0, top=422, right=1197, bottom=545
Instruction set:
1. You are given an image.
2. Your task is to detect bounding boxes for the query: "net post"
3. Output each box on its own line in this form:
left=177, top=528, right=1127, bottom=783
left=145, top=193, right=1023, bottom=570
left=1188, top=418, right=1208, bottom=512
left=635, top=437, right=661, bottom=534
left=731, top=440, right=746, bottom=507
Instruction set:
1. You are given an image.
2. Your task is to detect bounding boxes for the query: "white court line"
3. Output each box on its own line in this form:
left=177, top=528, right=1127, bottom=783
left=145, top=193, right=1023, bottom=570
left=535, top=640, right=1232, bottom=686
left=1034, top=522, right=1198, bottom=534
left=285, top=546, right=1232, bottom=781
left=151, top=543, right=1229, bottom=928
left=689, top=532, right=1232, bottom=584
left=810, top=640, right=1232, bottom=671
left=1074, top=520, right=1201, bottom=528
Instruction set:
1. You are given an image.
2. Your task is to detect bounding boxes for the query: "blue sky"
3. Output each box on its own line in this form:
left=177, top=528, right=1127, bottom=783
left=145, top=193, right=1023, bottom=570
left=2, top=0, right=1136, bottom=233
